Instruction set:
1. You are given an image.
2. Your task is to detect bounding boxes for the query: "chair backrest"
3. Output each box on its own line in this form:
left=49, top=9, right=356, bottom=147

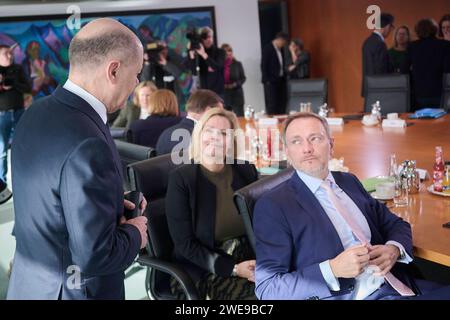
left=233, top=168, right=295, bottom=252
left=441, top=73, right=450, bottom=111
left=114, top=140, right=155, bottom=190
left=287, top=78, right=328, bottom=113
left=364, top=74, right=410, bottom=115
left=128, top=153, right=181, bottom=260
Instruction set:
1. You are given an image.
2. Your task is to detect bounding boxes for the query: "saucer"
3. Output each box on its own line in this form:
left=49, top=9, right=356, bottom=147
left=370, top=192, right=393, bottom=200
left=427, top=185, right=450, bottom=197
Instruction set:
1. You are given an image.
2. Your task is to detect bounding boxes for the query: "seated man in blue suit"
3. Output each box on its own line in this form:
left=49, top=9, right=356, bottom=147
left=7, top=18, right=148, bottom=300
left=254, top=112, right=450, bottom=300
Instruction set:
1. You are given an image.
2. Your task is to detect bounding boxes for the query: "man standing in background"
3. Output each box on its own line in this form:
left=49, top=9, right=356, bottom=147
left=261, top=32, right=289, bottom=115
left=362, top=13, right=395, bottom=97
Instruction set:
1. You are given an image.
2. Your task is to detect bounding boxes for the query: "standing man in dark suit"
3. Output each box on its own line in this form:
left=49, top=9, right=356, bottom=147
left=254, top=112, right=450, bottom=300
left=156, top=89, right=223, bottom=156
left=7, top=18, right=148, bottom=300
left=261, top=32, right=289, bottom=115
left=362, top=13, right=395, bottom=97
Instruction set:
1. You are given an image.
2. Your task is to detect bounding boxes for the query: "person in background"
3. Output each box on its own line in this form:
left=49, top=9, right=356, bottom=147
left=0, top=44, right=31, bottom=184
left=166, top=108, right=257, bottom=299
left=439, top=14, right=450, bottom=41
left=286, top=38, right=310, bottom=79
left=156, top=89, right=223, bottom=156
left=261, top=32, right=289, bottom=115
left=408, top=18, right=450, bottom=110
left=186, top=27, right=225, bottom=97
left=128, top=89, right=182, bottom=148
left=388, top=26, right=411, bottom=74
left=361, top=13, right=395, bottom=97
left=112, top=80, right=157, bottom=129
left=221, top=43, right=246, bottom=117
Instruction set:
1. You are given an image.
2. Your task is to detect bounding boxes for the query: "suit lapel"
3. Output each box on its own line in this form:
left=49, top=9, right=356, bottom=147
left=52, top=86, right=123, bottom=181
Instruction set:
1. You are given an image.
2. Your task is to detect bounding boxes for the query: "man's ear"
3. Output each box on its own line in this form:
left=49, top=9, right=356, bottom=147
left=106, top=60, right=121, bottom=83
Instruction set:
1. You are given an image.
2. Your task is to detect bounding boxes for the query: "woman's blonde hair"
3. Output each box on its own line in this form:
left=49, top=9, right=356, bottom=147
left=189, top=108, right=242, bottom=163
left=147, top=89, right=179, bottom=116
left=132, top=81, right=157, bottom=107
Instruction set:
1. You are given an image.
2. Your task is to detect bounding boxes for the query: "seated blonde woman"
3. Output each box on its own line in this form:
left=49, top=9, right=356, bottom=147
left=165, top=108, right=258, bottom=300
left=128, top=89, right=182, bottom=148
left=112, top=80, right=157, bottom=129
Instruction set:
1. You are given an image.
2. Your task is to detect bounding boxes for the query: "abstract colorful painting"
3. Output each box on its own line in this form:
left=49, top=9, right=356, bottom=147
left=0, top=7, right=216, bottom=106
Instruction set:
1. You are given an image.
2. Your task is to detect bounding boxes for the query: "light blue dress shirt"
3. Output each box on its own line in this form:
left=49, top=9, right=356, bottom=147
left=296, top=170, right=412, bottom=299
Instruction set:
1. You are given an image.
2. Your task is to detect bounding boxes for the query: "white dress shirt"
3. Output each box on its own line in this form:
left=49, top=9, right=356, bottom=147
left=296, top=170, right=412, bottom=300
left=273, top=42, right=284, bottom=77
left=63, top=79, right=108, bottom=124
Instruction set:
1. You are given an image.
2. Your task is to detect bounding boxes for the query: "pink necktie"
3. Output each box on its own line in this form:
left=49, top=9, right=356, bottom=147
left=321, top=179, right=415, bottom=297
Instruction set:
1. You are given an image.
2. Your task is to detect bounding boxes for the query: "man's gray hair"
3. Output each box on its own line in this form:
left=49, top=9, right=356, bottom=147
left=69, top=30, right=139, bottom=68
left=282, top=112, right=331, bottom=144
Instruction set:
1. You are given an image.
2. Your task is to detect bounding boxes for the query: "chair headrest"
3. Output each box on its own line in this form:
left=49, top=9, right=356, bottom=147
left=366, top=74, right=409, bottom=89
left=288, top=78, right=327, bottom=93
left=234, top=167, right=295, bottom=215
left=115, top=140, right=155, bottom=162
left=128, top=153, right=180, bottom=201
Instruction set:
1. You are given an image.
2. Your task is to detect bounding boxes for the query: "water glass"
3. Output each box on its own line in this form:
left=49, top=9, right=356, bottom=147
left=394, top=178, right=408, bottom=207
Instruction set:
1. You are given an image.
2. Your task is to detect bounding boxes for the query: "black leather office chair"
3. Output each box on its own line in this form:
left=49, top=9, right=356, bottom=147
left=128, top=154, right=199, bottom=300
left=441, top=73, right=450, bottom=111
left=364, top=74, right=410, bottom=115
left=287, top=78, right=328, bottom=113
left=114, top=140, right=155, bottom=191
left=233, top=168, right=295, bottom=252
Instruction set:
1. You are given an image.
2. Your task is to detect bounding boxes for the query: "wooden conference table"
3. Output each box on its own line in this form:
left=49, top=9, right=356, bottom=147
left=239, top=114, right=450, bottom=267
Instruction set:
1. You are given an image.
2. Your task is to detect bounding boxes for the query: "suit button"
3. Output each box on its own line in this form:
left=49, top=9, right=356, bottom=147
left=348, top=285, right=354, bottom=291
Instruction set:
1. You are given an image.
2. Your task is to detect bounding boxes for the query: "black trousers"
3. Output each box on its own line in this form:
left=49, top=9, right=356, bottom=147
left=264, top=79, right=287, bottom=115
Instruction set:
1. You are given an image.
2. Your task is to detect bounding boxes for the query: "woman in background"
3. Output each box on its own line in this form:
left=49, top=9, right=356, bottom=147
left=221, top=44, right=246, bottom=117
left=112, top=80, right=157, bottom=129
left=439, top=14, right=450, bottom=41
left=286, top=38, right=310, bottom=79
left=128, top=89, right=181, bottom=148
left=166, top=108, right=257, bottom=299
left=388, top=25, right=411, bottom=74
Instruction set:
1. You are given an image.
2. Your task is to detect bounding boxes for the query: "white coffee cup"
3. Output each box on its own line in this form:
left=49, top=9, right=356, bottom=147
left=375, top=182, right=395, bottom=198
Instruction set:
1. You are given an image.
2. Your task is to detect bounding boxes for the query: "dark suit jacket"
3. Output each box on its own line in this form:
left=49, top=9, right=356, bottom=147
left=224, top=59, right=246, bottom=107
left=254, top=171, right=415, bottom=300
left=362, top=33, right=392, bottom=96
left=261, top=43, right=285, bottom=83
left=408, top=38, right=450, bottom=110
left=165, top=162, right=258, bottom=281
left=155, top=117, right=195, bottom=155
left=7, top=86, right=141, bottom=300
left=129, top=115, right=182, bottom=148
left=111, top=102, right=141, bottom=129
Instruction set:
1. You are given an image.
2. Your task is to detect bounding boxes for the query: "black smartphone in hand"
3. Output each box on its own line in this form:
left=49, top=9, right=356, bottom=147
left=124, top=191, right=144, bottom=220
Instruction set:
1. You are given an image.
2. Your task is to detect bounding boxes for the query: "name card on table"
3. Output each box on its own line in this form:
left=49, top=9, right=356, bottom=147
left=258, top=118, right=278, bottom=126
left=326, top=117, right=344, bottom=126
left=382, top=119, right=406, bottom=128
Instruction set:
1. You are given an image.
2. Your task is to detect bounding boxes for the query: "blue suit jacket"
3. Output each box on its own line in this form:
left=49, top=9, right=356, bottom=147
left=254, top=171, right=414, bottom=300
left=155, top=117, right=195, bottom=155
left=7, top=86, right=141, bottom=300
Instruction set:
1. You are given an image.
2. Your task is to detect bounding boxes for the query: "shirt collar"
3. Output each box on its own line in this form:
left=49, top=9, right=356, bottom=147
left=63, top=79, right=108, bottom=124
left=373, top=31, right=384, bottom=41
left=186, top=115, right=198, bottom=124
left=296, top=170, right=335, bottom=194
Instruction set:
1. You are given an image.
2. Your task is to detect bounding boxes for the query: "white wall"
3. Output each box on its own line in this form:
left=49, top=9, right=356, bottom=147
left=0, top=0, right=265, bottom=111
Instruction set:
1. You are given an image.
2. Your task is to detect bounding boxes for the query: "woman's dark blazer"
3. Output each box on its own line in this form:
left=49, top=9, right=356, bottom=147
left=165, top=161, right=258, bottom=281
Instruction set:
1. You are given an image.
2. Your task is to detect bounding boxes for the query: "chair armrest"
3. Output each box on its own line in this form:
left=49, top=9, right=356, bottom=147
left=137, top=255, right=200, bottom=300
